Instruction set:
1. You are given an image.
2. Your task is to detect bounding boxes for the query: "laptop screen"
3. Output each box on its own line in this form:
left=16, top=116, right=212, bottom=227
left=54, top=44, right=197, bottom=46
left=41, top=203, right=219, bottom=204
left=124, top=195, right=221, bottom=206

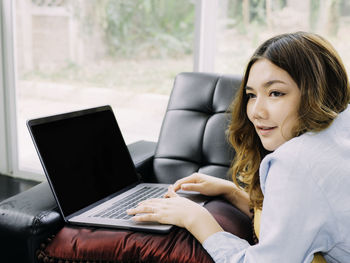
left=28, top=106, right=139, bottom=217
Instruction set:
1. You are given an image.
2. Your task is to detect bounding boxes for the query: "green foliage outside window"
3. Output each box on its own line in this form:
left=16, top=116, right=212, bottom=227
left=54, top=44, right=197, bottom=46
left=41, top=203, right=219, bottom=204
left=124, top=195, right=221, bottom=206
left=80, top=0, right=195, bottom=58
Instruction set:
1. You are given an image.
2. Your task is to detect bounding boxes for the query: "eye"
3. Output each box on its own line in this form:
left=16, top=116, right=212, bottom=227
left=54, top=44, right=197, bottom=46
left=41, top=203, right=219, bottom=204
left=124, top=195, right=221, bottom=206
left=246, top=93, right=256, bottom=99
left=270, top=91, right=285, bottom=97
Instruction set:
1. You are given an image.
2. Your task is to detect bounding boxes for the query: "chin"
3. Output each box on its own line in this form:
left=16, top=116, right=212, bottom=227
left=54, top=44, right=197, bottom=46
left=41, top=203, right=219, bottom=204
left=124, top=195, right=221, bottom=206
left=263, top=141, right=286, bottom=151
left=263, top=145, right=277, bottom=152
left=262, top=142, right=281, bottom=152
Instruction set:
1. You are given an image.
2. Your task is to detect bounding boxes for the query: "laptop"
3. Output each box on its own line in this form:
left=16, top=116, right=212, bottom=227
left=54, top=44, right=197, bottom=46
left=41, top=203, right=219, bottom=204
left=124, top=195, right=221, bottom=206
left=27, top=105, right=207, bottom=233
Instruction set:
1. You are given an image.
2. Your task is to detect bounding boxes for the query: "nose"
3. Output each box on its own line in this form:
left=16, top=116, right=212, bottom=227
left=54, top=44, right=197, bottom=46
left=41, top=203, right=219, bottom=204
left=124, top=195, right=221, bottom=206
left=251, top=97, right=268, bottom=120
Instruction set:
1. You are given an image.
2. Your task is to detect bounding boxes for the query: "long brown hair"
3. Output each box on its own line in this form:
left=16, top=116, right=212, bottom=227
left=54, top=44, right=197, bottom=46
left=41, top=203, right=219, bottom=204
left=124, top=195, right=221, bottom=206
left=228, top=32, right=350, bottom=209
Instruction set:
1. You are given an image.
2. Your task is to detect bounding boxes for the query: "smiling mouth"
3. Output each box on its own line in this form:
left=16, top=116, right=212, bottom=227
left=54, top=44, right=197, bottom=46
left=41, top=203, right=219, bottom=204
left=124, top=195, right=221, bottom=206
left=256, top=126, right=277, bottom=134
left=258, top=126, right=276, bottom=130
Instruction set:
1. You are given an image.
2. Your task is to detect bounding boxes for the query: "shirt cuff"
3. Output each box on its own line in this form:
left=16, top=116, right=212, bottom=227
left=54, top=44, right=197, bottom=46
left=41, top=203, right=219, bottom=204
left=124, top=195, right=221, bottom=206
left=202, top=231, right=250, bottom=263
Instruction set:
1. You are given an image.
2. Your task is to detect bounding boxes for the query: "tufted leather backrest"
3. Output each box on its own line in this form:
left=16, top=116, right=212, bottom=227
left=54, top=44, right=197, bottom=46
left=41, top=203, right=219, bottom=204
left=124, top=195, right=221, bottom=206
left=153, top=72, right=241, bottom=183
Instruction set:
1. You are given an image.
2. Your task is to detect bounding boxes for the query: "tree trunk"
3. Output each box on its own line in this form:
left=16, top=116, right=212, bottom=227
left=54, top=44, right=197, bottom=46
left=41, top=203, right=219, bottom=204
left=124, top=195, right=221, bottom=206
left=243, top=0, right=250, bottom=26
left=266, top=0, right=272, bottom=29
left=326, top=0, right=340, bottom=36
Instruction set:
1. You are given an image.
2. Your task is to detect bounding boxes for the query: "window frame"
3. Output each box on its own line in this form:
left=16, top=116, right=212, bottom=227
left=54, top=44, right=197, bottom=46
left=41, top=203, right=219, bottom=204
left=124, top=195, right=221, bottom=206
left=1, top=0, right=42, bottom=180
left=0, top=0, right=15, bottom=177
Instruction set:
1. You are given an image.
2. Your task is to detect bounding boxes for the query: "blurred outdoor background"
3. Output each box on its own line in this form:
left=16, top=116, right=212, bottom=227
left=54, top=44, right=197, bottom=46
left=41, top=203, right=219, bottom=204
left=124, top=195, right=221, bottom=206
left=12, top=0, right=350, bottom=178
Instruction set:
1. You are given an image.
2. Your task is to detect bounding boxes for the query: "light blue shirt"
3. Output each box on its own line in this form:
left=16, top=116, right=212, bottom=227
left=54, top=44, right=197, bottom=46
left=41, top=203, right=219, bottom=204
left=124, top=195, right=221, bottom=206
left=203, top=106, right=350, bottom=263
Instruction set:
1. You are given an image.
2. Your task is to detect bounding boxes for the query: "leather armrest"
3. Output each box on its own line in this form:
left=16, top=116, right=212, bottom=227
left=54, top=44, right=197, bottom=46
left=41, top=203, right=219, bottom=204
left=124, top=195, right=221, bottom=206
left=0, top=181, right=63, bottom=263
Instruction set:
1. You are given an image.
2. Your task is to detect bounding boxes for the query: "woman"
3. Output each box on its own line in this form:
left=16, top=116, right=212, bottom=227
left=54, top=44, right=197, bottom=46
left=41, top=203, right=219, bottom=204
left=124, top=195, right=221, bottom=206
left=127, top=32, right=350, bottom=262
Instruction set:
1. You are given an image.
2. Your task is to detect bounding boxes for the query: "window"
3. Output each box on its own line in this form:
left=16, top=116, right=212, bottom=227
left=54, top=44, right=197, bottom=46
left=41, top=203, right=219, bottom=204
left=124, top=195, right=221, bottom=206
left=9, top=0, right=195, bottom=179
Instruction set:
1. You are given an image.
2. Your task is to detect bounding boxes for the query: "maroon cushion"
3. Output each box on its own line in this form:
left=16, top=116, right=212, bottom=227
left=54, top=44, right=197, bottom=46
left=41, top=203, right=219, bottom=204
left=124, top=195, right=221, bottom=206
left=38, top=198, right=253, bottom=263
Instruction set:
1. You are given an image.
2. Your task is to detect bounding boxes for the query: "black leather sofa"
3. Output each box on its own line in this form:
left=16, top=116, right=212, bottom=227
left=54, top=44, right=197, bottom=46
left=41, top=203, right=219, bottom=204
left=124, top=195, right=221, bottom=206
left=0, top=72, right=242, bottom=263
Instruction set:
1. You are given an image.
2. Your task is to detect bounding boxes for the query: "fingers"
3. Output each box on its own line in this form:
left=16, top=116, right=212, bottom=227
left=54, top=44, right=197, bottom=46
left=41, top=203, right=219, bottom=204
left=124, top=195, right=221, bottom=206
left=132, top=213, right=159, bottom=222
left=127, top=205, right=155, bottom=215
left=126, top=198, right=162, bottom=216
left=179, top=183, right=202, bottom=192
left=173, top=173, right=200, bottom=192
left=164, top=185, right=178, bottom=198
left=127, top=205, right=159, bottom=222
left=126, top=200, right=163, bottom=223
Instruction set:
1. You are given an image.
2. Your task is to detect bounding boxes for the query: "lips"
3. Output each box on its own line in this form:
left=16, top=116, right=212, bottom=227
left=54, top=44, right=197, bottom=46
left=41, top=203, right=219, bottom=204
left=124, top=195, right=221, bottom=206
left=256, top=125, right=277, bottom=135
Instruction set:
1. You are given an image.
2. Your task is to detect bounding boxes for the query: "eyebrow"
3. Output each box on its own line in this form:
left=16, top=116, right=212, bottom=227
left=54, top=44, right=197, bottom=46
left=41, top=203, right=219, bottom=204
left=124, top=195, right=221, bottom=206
left=245, top=80, right=287, bottom=90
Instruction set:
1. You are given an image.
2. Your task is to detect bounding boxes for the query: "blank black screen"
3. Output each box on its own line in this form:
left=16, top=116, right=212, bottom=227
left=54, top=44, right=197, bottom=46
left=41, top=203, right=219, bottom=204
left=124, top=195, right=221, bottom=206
left=29, top=107, right=139, bottom=217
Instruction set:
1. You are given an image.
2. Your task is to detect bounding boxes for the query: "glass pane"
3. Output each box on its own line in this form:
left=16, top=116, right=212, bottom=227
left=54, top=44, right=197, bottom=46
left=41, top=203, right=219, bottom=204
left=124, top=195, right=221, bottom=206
left=15, top=0, right=195, bottom=176
left=216, top=0, right=350, bottom=75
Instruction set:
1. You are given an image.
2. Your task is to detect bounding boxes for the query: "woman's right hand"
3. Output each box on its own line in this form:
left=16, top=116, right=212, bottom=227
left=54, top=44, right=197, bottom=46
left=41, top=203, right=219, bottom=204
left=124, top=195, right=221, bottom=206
left=168, top=173, right=237, bottom=198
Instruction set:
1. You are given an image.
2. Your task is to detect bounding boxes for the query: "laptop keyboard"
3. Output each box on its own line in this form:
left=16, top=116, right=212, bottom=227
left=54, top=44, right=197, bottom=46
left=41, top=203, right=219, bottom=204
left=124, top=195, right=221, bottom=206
left=92, top=186, right=168, bottom=220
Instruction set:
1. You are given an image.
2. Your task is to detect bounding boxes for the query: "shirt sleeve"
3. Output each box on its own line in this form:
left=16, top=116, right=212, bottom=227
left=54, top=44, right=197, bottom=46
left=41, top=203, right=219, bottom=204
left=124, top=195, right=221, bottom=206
left=201, top=147, right=333, bottom=263
left=202, top=231, right=250, bottom=262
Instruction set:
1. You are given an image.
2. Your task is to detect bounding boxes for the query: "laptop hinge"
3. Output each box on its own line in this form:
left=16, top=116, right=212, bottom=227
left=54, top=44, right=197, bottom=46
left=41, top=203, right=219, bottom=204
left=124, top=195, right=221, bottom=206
left=136, top=172, right=144, bottom=183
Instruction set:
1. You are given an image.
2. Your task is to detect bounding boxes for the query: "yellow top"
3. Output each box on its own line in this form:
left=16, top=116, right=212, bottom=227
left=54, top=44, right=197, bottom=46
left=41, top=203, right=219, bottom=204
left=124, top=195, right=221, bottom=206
left=254, top=208, right=326, bottom=263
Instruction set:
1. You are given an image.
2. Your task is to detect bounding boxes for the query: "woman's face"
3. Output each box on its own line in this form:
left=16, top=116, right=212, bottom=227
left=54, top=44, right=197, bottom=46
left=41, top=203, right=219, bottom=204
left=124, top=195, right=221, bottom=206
left=246, top=59, right=301, bottom=151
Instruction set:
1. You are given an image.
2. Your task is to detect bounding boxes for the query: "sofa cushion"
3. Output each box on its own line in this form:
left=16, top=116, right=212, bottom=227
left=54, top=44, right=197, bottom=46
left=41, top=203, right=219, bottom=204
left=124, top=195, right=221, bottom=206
left=37, top=198, right=253, bottom=263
